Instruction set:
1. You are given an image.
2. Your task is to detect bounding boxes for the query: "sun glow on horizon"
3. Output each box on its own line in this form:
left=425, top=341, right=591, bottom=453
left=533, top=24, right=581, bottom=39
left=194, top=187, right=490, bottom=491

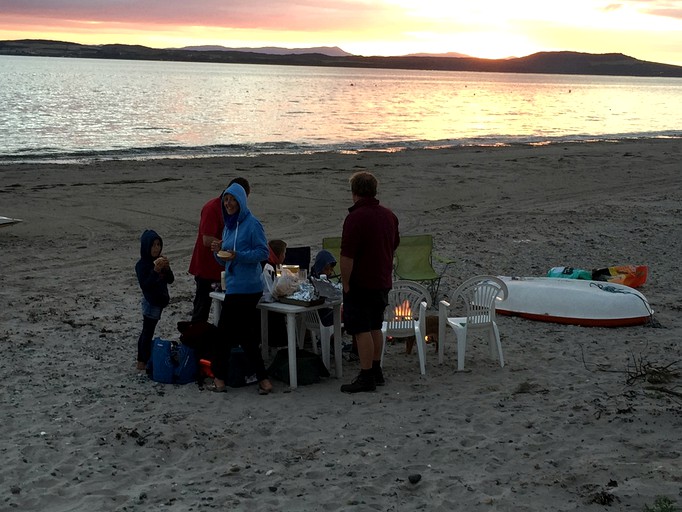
left=1, top=0, right=681, bottom=66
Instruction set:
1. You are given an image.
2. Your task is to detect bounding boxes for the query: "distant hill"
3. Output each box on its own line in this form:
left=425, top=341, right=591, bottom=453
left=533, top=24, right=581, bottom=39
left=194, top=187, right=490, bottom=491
left=407, top=51, right=518, bottom=60
left=180, top=45, right=352, bottom=57
left=2, top=39, right=681, bottom=78
left=406, top=51, right=473, bottom=59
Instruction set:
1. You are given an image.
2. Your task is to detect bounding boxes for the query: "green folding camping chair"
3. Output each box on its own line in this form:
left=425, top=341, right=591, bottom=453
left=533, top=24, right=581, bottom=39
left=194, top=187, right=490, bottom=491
left=393, top=234, right=453, bottom=304
left=321, top=237, right=342, bottom=264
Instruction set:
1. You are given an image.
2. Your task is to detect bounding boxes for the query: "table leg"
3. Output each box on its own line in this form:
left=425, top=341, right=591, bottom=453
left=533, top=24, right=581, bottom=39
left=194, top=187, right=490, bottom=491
left=285, top=312, right=298, bottom=389
left=212, top=297, right=222, bottom=326
left=296, top=316, right=307, bottom=350
left=333, top=303, right=342, bottom=379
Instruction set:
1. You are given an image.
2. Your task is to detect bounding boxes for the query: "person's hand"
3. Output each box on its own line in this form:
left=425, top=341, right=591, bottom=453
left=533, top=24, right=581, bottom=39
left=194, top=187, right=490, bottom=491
left=210, top=239, right=222, bottom=252
left=154, top=256, right=169, bottom=271
left=217, top=250, right=235, bottom=261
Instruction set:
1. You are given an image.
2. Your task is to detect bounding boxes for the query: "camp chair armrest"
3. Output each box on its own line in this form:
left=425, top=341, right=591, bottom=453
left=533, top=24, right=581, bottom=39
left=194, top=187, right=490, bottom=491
left=433, top=254, right=456, bottom=274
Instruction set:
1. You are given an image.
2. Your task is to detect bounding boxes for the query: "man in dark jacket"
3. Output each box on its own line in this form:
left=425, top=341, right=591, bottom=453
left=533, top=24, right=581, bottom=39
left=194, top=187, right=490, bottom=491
left=340, top=171, right=399, bottom=393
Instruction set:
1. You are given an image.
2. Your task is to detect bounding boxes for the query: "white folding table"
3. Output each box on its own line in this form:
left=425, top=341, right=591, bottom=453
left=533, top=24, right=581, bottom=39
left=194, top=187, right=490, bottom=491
left=209, top=292, right=343, bottom=389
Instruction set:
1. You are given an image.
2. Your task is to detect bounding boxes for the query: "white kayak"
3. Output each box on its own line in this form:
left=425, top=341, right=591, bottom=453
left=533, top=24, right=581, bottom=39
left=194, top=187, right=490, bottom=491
left=496, top=276, right=654, bottom=327
left=0, top=216, right=22, bottom=228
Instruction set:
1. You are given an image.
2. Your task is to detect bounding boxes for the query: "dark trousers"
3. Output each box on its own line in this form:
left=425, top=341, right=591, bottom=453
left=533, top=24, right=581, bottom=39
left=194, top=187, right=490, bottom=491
left=137, top=315, right=159, bottom=363
left=318, top=307, right=334, bottom=327
left=214, top=292, right=267, bottom=382
left=192, top=276, right=216, bottom=323
left=267, top=311, right=288, bottom=347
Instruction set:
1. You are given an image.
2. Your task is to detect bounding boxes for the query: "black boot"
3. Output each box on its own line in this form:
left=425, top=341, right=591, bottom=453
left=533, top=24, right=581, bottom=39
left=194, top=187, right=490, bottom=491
left=340, top=369, right=376, bottom=393
left=372, top=360, right=385, bottom=386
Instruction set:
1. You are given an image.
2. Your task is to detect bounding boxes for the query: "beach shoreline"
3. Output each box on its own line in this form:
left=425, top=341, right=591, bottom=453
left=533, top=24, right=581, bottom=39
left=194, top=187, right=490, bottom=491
left=1, top=139, right=680, bottom=511
left=2, top=135, right=681, bottom=167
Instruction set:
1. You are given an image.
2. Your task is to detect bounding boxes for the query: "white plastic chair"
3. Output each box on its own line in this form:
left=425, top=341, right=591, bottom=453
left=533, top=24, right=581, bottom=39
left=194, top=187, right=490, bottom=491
left=381, top=280, right=432, bottom=375
left=438, top=275, right=508, bottom=371
left=301, top=310, right=334, bottom=370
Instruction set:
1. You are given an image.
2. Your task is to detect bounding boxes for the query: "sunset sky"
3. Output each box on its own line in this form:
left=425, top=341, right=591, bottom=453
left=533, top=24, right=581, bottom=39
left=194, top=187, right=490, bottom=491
left=1, top=0, right=681, bottom=66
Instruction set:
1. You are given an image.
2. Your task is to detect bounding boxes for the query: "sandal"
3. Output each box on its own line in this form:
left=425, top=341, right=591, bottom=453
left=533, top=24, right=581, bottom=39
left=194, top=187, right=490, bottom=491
left=208, top=378, right=227, bottom=393
left=258, top=379, right=273, bottom=395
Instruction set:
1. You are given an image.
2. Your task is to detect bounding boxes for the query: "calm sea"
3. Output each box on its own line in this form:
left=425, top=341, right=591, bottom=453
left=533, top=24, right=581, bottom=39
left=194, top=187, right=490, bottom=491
left=1, top=55, right=680, bottom=164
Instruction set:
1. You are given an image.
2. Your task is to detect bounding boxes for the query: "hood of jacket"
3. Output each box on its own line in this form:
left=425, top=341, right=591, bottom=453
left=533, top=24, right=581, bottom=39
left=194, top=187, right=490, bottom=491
left=140, top=229, right=162, bottom=261
left=222, top=182, right=250, bottom=230
left=312, top=249, right=337, bottom=277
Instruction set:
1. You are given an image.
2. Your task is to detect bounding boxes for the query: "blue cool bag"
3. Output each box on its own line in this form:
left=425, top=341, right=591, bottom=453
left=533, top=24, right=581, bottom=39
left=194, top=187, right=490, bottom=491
left=174, top=343, right=198, bottom=384
left=151, top=338, right=175, bottom=383
left=150, top=337, right=197, bottom=384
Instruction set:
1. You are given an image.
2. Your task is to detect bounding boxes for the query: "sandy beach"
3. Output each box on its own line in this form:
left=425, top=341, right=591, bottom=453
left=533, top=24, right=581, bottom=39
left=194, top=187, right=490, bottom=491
left=1, top=139, right=681, bottom=511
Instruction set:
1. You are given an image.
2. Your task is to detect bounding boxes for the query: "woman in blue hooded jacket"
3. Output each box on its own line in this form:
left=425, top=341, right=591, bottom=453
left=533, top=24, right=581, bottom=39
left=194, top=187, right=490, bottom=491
left=213, top=182, right=272, bottom=394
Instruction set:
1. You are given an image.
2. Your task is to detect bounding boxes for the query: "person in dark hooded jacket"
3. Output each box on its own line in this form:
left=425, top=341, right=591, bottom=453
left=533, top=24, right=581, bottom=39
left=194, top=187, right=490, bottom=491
left=135, top=229, right=175, bottom=370
left=311, top=250, right=338, bottom=327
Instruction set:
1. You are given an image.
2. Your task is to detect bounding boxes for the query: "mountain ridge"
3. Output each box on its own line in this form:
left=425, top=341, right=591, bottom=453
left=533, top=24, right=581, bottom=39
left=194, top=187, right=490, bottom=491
left=179, top=45, right=352, bottom=57
left=2, top=39, right=681, bottom=77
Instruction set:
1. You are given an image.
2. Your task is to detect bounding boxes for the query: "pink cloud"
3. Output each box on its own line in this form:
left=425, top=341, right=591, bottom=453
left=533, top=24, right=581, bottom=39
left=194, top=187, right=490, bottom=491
left=0, top=0, right=395, bottom=31
left=616, top=0, right=682, bottom=19
left=644, top=8, right=682, bottom=19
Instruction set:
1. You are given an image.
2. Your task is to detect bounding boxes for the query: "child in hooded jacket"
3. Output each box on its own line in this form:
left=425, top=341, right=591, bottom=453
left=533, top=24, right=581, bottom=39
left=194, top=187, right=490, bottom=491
left=311, top=249, right=338, bottom=327
left=135, top=229, right=175, bottom=370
